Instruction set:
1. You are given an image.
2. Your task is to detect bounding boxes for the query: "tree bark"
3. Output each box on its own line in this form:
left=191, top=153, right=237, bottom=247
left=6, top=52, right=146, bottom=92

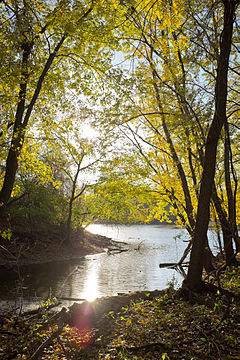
left=0, top=42, right=32, bottom=209
left=0, top=5, right=94, bottom=214
left=0, top=36, right=66, bottom=212
left=212, top=185, right=235, bottom=263
left=224, top=121, right=240, bottom=252
left=66, top=156, right=86, bottom=245
left=66, top=161, right=81, bottom=245
left=186, top=0, right=239, bottom=291
left=203, top=236, right=215, bottom=273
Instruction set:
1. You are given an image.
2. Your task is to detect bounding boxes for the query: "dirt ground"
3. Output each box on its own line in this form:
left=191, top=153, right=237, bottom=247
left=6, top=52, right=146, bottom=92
left=0, top=224, right=125, bottom=267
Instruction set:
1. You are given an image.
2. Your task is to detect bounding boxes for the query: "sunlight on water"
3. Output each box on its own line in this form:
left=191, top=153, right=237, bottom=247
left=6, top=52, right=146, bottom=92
left=0, top=224, right=193, bottom=309
left=81, top=260, right=99, bottom=302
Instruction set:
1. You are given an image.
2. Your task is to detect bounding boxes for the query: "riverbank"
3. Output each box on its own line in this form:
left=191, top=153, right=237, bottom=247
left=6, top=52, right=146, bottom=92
left=0, top=224, right=187, bottom=304
left=1, top=273, right=240, bottom=359
left=0, top=225, right=124, bottom=268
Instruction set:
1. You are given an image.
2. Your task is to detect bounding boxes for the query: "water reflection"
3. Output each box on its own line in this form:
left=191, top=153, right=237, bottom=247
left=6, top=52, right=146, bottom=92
left=0, top=225, right=189, bottom=308
left=81, top=259, right=99, bottom=301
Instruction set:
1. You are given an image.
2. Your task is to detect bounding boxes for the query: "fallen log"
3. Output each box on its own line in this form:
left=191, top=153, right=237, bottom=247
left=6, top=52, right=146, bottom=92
left=22, top=300, right=61, bottom=317
left=30, top=328, right=63, bottom=360
left=30, top=308, right=69, bottom=360
left=159, top=262, right=176, bottom=268
left=177, top=241, right=192, bottom=265
left=107, top=248, right=129, bottom=254
left=159, top=262, right=188, bottom=268
left=56, top=296, right=86, bottom=301
left=30, top=290, right=165, bottom=359
left=115, top=341, right=169, bottom=353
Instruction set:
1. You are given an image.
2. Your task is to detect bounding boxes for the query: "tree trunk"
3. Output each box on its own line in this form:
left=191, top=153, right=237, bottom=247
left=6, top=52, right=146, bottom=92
left=224, top=122, right=240, bottom=252
left=66, top=162, right=81, bottom=245
left=212, top=185, right=235, bottom=263
left=65, top=158, right=86, bottom=245
left=186, top=0, right=239, bottom=291
left=0, top=40, right=31, bottom=210
left=203, top=236, right=215, bottom=273
left=224, top=122, right=236, bottom=256
left=0, top=36, right=66, bottom=213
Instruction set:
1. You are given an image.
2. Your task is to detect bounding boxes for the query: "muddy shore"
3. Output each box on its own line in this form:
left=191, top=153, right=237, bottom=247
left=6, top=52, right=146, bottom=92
left=0, top=227, right=126, bottom=268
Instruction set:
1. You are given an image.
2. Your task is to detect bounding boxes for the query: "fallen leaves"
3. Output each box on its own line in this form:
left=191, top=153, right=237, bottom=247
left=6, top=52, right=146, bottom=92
left=1, top=267, right=240, bottom=359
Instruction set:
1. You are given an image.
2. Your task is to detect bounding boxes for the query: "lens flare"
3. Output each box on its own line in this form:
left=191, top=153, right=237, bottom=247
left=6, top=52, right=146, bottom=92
left=70, top=302, right=95, bottom=349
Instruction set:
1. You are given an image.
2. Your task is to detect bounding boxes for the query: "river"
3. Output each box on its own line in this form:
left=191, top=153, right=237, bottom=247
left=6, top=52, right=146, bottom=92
left=0, top=224, right=197, bottom=310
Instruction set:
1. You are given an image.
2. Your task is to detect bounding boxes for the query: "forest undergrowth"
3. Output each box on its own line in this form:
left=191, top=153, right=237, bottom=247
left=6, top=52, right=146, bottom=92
left=0, top=266, right=240, bottom=359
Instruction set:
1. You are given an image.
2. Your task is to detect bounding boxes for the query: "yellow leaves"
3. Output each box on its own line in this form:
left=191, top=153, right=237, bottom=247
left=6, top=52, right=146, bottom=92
left=1, top=228, right=12, bottom=240
left=18, top=142, right=56, bottom=186
left=101, top=0, right=119, bottom=8
left=162, top=353, right=171, bottom=360
left=125, top=319, right=132, bottom=326
left=12, top=184, right=21, bottom=197
left=86, top=173, right=155, bottom=224
left=140, top=0, right=186, bottom=34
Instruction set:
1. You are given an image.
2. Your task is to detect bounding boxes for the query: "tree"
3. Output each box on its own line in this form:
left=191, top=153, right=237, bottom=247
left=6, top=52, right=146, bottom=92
left=187, top=0, right=240, bottom=291
left=85, top=153, right=158, bottom=224
left=92, top=0, right=240, bottom=274
left=46, top=126, right=106, bottom=244
left=0, top=0, right=123, bottom=215
left=93, top=0, right=214, bottom=263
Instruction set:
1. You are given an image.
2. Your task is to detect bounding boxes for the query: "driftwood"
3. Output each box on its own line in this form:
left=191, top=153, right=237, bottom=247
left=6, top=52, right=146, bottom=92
left=30, top=307, right=69, bottom=360
left=29, top=290, right=165, bottom=359
left=175, top=264, right=187, bottom=279
left=134, top=240, right=144, bottom=251
left=115, top=341, right=169, bottom=353
left=22, top=300, right=61, bottom=317
left=159, top=262, right=176, bottom=268
left=56, top=296, right=86, bottom=301
left=159, top=262, right=188, bottom=268
left=30, top=328, right=64, bottom=360
left=107, top=248, right=129, bottom=255
left=69, top=289, right=164, bottom=322
left=177, top=241, right=192, bottom=265
left=159, top=241, right=191, bottom=269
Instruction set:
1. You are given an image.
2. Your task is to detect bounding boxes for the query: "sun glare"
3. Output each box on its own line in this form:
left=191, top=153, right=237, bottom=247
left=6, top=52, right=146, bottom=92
left=81, top=260, right=99, bottom=302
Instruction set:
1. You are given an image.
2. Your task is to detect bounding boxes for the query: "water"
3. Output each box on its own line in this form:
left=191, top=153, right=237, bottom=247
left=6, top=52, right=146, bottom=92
left=0, top=224, right=190, bottom=310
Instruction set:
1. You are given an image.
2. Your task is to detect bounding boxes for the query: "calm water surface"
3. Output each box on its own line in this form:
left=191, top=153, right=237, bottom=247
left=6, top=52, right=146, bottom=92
left=0, top=225, right=191, bottom=309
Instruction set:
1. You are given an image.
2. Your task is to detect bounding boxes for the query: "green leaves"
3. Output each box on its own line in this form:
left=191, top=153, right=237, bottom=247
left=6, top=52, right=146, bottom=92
left=0, top=0, right=124, bottom=209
